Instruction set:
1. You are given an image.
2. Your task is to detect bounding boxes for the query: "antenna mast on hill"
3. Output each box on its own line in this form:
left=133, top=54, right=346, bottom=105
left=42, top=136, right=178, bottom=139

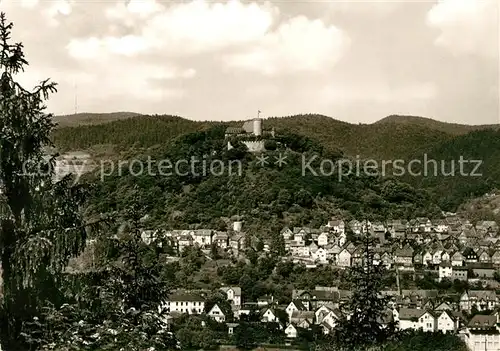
left=74, top=81, right=78, bottom=115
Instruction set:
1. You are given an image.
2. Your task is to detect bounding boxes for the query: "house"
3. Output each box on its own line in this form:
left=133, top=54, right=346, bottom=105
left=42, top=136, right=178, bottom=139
left=381, top=252, right=393, bottom=269
left=460, top=291, right=499, bottom=312
left=227, top=322, right=239, bottom=335
left=463, top=315, right=500, bottom=351
left=229, top=234, right=245, bottom=252
left=193, top=229, right=213, bottom=247
left=438, top=262, right=453, bottom=281
left=178, top=234, right=194, bottom=253
left=348, top=220, right=362, bottom=234
left=436, top=310, right=458, bottom=333
left=257, top=295, right=274, bottom=306
left=293, top=227, right=311, bottom=245
left=281, top=227, right=293, bottom=240
left=396, top=308, right=436, bottom=332
left=435, top=302, right=452, bottom=311
left=423, top=251, right=433, bottom=266
left=326, top=220, right=345, bottom=234
left=290, top=310, right=315, bottom=328
left=433, top=219, right=450, bottom=233
left=337, top=248, right=352, bottom=267
left=394, top=245, right=414, bottom=267
left=411, top=217, right=432, bottom=232
left=317, top=232, right=329, bottom=247
left=463, top=247, right=479, bottom=264
left=432, top=248, right=444, bottom=265
left=387, top=219, right=408, bottom=237
left=261, top=307, right=279, bottom=323
left=207, top=303, right=226, bottom=322
left=285, top=323, right=298, bottom=338
left=315, top=305, right=340, bottom=329
left=292, top=288, right=341, bottom=311
left=163, top=292, right=205, bottom=314
left=413, top=252, right=423, bottom=266
left=451, top=251, right=465, bottom=266
left=479, top=251, right=492, bottom=264
left=213, top=231, right=229, bottom=248
left=312, top=247, right=328, bottom=264
left=492, top=251, right=500, bottom=266
left=452, top=266, right=468, bottom=281
left=220, top=286, right=242, bottom=307
left=286, top=301, right=307, bottom=321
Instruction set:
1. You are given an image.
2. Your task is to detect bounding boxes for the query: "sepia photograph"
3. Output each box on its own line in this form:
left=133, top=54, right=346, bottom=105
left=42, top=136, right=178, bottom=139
left=0, top=0, right=498, bottom=350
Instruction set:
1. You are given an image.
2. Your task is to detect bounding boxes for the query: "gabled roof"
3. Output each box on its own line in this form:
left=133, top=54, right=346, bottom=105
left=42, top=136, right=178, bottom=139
left=167, top=292, right=205, bottom=302
left=468, top=314, right=497, bottom=329
left=221, top=286, right=242, bottom=296
left=288, top=300, right=306, bottom=311
left=398, top=308, right=431, bottom=320
left=468, top=290, right=497, bottom=300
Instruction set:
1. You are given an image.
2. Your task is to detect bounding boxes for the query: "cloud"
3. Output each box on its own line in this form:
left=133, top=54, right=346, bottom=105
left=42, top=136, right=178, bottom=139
left=426, top=0, right=498, bottom=58
left=223, top=15, right=349, bottom=75
left=70, top=0, right=276, bottom=58
left=67, top=1, right=347, bottom=75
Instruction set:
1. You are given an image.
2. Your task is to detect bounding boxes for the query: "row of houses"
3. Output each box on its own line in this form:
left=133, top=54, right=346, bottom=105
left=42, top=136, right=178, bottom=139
left=160, top=284, right=500, bottom=349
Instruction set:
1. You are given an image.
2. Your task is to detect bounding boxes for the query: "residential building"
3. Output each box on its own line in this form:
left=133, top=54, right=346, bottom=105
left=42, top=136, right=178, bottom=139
left=220, top=286, right=242, bottom=307
left=163, top=292, right=205, bottom=314
left=208, top=303, right=226, bottom=322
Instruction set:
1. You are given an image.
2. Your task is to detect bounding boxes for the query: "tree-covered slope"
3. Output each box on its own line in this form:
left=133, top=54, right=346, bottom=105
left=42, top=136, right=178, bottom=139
left=404, top=129, right=500, bottom=210
left=85, top=126, right=441, bottom=235
left=53, top=113, right=453, bottom=160
left=53, top=112, right=143, bottom=128
left=265, top=114, right=453, bottom=159
left=52, top=115, right=209, bottom=151
left=375, top=114, right=499, bottom=135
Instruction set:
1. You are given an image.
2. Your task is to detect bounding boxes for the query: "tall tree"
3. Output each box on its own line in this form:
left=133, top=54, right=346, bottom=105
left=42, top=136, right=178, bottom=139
left=0, top=12, right=87, bottom=347
left=331, top=233, right=396, bottom=350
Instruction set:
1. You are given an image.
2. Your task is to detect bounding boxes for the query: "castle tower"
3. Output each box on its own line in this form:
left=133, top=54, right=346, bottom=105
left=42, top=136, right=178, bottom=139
left=253, top=118, right=262, bottom=136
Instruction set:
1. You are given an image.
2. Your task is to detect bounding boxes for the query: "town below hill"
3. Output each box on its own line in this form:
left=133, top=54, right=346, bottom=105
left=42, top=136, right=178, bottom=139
left=72, top=212, right=500, bottom=351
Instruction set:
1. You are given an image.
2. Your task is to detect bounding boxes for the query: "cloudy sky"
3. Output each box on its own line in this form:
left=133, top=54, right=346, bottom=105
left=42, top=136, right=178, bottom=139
left=0, top=0, right=498, bottom=124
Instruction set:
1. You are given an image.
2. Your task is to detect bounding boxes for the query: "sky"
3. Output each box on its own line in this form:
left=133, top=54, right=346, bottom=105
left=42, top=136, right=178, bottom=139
left=0, top=0, right=498, bottom=124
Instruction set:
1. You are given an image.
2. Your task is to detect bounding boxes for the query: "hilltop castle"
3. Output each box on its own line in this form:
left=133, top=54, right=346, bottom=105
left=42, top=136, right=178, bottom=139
left=225, top=118, right=275, bottom=152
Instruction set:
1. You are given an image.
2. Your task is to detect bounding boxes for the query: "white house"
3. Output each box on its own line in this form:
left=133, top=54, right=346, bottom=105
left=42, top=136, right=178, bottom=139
left=312, top=247, right=328, bottom=264
left=326, top=220, right=345, bottom=234
left=463, top=315, right=500, bottom=351
left=163, top=292, right=205, bottom=315
left=208, top=303, right=226, bottom=322
left=460, top=291, right=499, bottom=312
left=317, top=232, right=329, bottom=247
left=423, top=251, right=433, bottom=266
left=220, top=286, right=242, bottom=307
left=337, top=249, right=352, bottom=267
left=261, top=308, right=279, bottom=323
left=396, top=308, right=436, bottom=332
left=285, top=323, right=298, bottom=338
left=315, top=305, right=340, bottom=330
left=438, top=262, right=453, bottom=281
left=436, top=310, right=458, bottom=333
left=286, top=301, right=307, bottom=321
left=193, top=229, right=213, bottom=247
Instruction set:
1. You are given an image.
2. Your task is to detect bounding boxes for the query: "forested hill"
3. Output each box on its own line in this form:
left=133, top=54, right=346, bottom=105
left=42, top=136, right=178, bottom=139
left=86, top=125, right=442, bottom=234
left=376, top=114, right=500, bottom=136
left=53, top=112, right=143, bottom=127
left=53, top=113, right=485, bottom=159
left=53, top=113, right=500, bottom=214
